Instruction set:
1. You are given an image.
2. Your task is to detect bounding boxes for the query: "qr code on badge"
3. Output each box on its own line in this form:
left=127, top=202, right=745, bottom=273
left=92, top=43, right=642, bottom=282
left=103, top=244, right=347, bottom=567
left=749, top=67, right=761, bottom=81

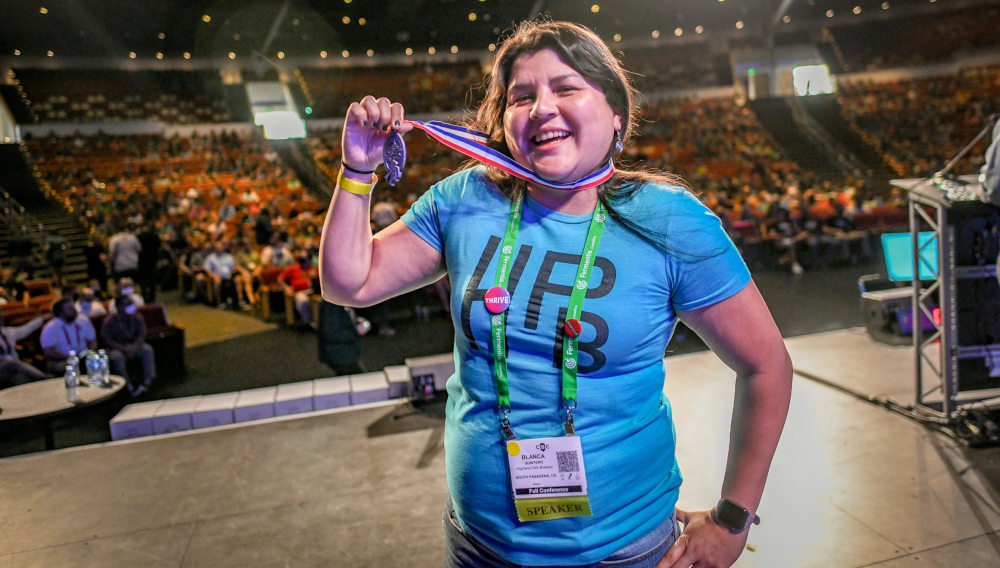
left=557, top=451, right=579, bottom=473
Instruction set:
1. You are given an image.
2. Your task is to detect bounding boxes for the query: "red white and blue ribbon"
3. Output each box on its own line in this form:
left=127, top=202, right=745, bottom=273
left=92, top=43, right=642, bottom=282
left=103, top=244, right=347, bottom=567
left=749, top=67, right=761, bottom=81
left=406, top=120, right=614, bottom=192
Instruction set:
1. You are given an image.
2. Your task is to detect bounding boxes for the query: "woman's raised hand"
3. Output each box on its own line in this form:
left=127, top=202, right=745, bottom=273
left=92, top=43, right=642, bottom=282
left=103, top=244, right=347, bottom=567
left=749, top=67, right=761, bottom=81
left=341, top=96, right=413, bottom=173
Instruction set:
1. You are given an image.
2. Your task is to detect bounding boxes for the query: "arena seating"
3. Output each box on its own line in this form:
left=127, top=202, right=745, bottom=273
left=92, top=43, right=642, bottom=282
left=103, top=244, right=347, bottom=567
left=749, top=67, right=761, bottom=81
left=826, top=5, right=1000, bottom=72
left=13, top=69, right=234, bottom=123
left=838, top=64, right=1000, bottom=177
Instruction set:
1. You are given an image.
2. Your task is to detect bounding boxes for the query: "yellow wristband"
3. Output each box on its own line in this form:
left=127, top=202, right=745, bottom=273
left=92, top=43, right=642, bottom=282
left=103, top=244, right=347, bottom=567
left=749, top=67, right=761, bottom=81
left=337, top=168, right=377, bottom=195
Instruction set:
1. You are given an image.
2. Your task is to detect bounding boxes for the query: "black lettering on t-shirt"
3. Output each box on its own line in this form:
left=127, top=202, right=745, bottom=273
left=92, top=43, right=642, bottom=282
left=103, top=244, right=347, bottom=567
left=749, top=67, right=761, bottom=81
left=525, top=252, right=615, bottom=330
left=461, top=236, right=532, bottom=350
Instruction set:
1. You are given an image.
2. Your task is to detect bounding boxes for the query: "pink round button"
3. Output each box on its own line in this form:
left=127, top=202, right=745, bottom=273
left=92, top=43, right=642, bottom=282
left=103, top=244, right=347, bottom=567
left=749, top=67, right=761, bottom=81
left=484, top=286, right=511, bottom=314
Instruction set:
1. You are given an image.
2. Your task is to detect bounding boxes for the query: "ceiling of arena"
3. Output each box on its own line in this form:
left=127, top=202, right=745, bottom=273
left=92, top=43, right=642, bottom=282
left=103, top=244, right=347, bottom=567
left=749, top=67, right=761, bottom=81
left=0, top=0, right=980, bottom=62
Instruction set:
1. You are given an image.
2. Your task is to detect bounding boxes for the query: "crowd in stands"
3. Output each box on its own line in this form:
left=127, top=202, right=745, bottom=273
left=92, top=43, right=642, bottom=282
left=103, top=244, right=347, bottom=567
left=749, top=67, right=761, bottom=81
left=30, top=130, right=323, bottom=246
left=20, top=12, right=996, bottom=335
left=25, top=131, right=330, bottom=325
left=827, top=5, right=1000, bottom=72
left=838, top=64, right=1000, bottom=178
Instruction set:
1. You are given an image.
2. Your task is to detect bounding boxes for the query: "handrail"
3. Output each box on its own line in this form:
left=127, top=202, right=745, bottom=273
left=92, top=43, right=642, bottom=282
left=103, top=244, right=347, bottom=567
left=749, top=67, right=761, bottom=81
left=0, top=186, right=48, bottom=269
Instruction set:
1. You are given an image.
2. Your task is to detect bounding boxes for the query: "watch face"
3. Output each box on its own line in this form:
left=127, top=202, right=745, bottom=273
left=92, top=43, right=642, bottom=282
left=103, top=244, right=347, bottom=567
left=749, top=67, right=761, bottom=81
left=716, top=499, right=750, bottom=531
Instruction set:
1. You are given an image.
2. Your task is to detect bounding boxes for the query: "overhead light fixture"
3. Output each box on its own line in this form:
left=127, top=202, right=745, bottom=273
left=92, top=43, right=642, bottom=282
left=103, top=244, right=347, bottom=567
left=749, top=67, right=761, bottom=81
left=468, top=12, right=477, bottom=21
left=184, top=52, right=191, bottom=59
left=202, top=14, right=212, bottom=23
left=320, top=50, right=328, bottom=58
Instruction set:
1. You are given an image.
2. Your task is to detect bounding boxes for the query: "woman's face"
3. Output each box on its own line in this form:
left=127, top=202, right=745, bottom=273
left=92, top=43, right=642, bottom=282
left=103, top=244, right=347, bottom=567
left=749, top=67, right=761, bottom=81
left=502, top=48, right=621, bottom=185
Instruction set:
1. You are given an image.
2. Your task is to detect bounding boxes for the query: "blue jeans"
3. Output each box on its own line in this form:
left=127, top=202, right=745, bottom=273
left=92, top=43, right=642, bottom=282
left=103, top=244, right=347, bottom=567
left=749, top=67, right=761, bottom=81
left=443, top=501, right=679, bottom=568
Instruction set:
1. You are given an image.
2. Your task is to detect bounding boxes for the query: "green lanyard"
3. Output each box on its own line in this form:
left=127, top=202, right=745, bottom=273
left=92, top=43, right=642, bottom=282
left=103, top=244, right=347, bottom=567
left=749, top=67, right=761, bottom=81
left=491, top=197, right=607, bottom=439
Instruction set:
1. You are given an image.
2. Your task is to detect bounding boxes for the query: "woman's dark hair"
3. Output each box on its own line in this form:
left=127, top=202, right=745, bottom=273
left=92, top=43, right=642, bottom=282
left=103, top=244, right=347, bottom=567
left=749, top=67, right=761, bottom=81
left=464, top=20, right=697, bottom=253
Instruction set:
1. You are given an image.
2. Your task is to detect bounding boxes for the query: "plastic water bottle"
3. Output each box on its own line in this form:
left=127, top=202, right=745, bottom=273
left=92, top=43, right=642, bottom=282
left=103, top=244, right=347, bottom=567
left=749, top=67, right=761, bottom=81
left=98, top=349, right=110, bottom=385
left=64, top=364, right=79, bottom=402
left=67, top=350, right=79, bottom=375
left=86, top=352, right=102, bottom=386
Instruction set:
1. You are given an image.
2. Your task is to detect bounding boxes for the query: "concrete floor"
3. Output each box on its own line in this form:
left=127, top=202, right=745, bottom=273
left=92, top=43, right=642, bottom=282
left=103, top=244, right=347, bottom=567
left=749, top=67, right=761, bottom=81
left=3, top=329, right=999, bottom=567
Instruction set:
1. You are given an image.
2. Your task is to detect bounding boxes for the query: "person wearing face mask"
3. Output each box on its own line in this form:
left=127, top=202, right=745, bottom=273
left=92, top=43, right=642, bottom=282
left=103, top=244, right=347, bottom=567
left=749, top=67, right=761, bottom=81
left=108, top=277, right=146, bottom=314
left=319, top=21, right=791, bottom=568
left=101, top=295, right=155, bottom=397
left=75, top=287, right=108, bottom=318
left=40, top=298, right=98, bottom=376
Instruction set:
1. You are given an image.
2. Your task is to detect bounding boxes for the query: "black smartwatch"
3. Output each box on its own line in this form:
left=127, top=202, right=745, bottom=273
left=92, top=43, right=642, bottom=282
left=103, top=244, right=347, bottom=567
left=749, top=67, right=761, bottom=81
left=711, top=498, right=760, bottom=534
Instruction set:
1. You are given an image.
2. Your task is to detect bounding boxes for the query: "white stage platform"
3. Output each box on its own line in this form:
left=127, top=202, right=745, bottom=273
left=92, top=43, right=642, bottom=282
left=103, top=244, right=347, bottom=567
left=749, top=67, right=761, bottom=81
left=2, top=328, right=1000, bottom=567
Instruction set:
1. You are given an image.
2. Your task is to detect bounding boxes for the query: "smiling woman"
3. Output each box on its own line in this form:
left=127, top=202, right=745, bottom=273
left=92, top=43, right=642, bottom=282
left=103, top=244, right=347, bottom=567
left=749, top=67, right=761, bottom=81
left=319, top=19, right=791, bottom=568
left=501, top=48, right=622, bottom=212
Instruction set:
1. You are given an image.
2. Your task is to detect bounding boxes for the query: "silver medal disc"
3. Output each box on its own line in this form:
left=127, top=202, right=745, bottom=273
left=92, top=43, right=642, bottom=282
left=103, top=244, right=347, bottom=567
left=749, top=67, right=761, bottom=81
left=383, top=131, right=406, bottom=186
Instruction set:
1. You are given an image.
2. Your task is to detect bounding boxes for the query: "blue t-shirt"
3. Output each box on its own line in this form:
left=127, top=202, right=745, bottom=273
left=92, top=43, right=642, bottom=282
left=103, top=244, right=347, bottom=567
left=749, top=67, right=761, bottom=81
left=402, top=166, right=750, bottom=565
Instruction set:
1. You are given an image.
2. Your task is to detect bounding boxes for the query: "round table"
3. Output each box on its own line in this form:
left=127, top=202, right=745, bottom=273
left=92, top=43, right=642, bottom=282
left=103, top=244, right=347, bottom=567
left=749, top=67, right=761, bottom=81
left=0, top=375, right=126, bottom=449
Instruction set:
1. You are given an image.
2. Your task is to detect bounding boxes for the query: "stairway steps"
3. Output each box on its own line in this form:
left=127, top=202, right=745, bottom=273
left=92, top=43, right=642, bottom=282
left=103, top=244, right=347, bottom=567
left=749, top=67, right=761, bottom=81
left=0, top=144, right=91, bottom=285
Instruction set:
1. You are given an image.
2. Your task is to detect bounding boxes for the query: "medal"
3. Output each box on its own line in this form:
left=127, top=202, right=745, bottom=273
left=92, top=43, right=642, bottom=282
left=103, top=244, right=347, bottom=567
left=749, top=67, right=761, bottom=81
left=383, top=130, right=406, bottom=186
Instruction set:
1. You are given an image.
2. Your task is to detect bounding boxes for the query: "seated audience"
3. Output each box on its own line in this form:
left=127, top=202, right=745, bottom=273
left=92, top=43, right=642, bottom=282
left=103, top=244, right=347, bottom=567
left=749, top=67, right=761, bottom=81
left=260, top=233, right=294, bottom=269
left=203, top=242, right=241, bottom=309
left=102, top=295, right=156, bottom=396
left=0, top=310, right=50, bottom=388
left=75, top=287, right=108, bottom=318
left=279, top=249, right=317, bottom=325
left=40, top=298, right=97, bottom=376
left=108, top=277, right=145, bottom=313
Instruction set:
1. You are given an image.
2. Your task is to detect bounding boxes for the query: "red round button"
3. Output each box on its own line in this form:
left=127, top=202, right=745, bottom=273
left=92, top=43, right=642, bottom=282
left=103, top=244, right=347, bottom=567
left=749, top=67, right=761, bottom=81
left=484, top=286, right=511, bottom=314
left=564, top=318, right=582, bottom=338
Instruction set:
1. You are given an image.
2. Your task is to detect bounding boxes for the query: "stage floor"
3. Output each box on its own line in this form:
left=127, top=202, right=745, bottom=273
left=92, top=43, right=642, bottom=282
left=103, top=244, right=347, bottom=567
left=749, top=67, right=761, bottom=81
left=2, top=328, right=1000, bottom=567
